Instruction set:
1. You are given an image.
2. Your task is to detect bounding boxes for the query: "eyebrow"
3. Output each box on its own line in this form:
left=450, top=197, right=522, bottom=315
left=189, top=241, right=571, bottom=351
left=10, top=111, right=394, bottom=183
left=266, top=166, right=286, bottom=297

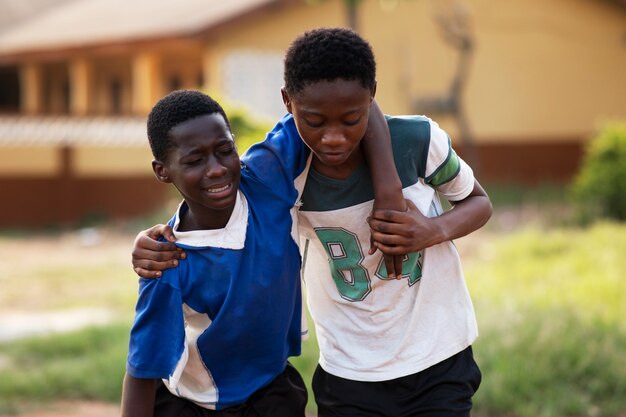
left=179, top=138, right=233, bottom=155
left=301, top=106, right=364, bottom=117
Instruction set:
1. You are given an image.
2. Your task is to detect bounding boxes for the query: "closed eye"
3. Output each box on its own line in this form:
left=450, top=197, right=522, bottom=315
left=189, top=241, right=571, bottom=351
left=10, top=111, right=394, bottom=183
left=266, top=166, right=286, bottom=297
left=217, top=144, right=236, bottom=156
left=303, top=116, right=324, bottom=128
left=344, top=117, right=361, bottom=126
left=183, top=158, right=203, bottom=166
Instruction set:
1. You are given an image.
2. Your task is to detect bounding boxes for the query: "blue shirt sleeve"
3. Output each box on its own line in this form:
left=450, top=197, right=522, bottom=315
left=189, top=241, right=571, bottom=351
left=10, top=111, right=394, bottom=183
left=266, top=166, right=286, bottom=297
left=126, top=274, right=186, bottom=379
left=240, top=114, right=310, bottom=188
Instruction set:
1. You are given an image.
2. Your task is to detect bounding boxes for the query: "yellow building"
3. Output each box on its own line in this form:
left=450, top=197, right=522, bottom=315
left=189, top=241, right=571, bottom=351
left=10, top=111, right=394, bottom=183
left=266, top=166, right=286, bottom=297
left=0, top=0, right=625, bottom=226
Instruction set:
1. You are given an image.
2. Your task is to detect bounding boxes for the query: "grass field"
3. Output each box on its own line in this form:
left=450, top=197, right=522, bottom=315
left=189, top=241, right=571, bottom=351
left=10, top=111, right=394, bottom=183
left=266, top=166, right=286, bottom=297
left=1, top=191, right=625, bottom=416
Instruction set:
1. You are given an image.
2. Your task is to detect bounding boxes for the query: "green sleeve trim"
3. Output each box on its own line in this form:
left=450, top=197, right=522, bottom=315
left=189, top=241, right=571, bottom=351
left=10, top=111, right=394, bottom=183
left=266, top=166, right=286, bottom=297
left=425, top=138, right=461, bottom=187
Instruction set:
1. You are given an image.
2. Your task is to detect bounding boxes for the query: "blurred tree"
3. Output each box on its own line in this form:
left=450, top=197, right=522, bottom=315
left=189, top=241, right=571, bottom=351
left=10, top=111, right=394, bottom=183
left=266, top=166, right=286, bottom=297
left=571, top=122, right=626, bottom=222
left=412, top=0, right=479, bottom=170
left=306, top=0, right=363, bottom=31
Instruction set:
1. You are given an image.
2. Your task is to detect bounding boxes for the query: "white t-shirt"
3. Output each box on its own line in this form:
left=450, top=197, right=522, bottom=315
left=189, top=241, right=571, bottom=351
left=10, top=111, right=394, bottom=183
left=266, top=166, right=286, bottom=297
left=297, top=115, right=478, bottom=381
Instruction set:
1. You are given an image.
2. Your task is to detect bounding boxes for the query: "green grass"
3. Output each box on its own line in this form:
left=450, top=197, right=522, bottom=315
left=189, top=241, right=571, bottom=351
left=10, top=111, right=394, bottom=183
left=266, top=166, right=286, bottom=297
left=483, top=182, right=570, bottom=207
left=290, top=315, right=320, bottom=413
left=466, top=222, right=626, bottom=417
left=1, top=219, right=625, bottom=416
left=0, top=323, right=131, bottom=415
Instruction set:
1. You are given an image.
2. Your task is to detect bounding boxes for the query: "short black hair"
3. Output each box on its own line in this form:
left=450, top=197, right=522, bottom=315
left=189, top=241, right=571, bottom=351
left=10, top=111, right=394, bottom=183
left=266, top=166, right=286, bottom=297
left=283, top=27, right=376, bottom=96
left=147, top=90, right=231, bottom=162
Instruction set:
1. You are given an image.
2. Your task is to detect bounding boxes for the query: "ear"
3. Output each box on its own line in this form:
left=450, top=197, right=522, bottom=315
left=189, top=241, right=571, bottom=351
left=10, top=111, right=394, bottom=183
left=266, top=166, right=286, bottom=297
left=152, top=160, right=172, bottom=184
left=281, top=87, right=293, bottom=114
left=370, top=81, right=377, bottom=102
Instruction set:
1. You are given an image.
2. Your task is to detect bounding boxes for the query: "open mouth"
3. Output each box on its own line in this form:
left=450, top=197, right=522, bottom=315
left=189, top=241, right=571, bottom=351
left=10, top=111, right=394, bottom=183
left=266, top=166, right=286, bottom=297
left=207, top=184, right=230, bottom=194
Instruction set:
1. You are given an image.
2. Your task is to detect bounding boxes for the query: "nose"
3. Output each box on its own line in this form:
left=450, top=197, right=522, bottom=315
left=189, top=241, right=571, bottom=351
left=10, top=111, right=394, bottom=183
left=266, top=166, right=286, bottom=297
left=205, top=155, right=228, bottom=178
left=321, top=127, right=347, bottom=148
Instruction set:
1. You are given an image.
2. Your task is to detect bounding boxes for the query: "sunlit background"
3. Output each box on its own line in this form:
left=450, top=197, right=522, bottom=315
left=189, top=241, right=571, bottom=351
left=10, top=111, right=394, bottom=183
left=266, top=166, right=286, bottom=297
left=0, top=0, right=625, bottom=416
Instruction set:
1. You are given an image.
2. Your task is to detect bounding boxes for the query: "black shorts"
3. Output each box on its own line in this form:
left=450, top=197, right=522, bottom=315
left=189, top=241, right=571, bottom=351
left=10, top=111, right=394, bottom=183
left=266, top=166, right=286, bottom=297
left=154, top=362, right=307, bottom=417
left=312, top=346, right=481, bottom=417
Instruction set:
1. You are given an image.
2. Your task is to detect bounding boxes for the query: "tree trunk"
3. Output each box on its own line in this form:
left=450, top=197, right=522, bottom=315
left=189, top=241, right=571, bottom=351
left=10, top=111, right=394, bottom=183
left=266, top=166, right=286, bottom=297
left=345, top=0, right=362, bottom=31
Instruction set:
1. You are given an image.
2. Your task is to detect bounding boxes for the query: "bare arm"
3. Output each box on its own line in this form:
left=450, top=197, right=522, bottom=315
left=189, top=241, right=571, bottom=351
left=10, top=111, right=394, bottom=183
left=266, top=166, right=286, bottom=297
left=121, top=374, right=156, bottom=417
left=131, top=224, right=185, bottom=278
left=368, top=179, right=493, bottom=254
left=362, top=100, right=406, bottom=210
left=361, top=100, right=408, bottom=278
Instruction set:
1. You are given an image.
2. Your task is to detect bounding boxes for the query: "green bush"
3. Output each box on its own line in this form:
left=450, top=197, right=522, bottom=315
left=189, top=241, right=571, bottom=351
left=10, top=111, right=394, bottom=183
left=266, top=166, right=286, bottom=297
left=204, top=92, right=273, bottom=153
left=467, top=222, right=626, bottom=417
left=571, top=122, right=626, bottom=222
left=0, top=323, right=130, bottom=414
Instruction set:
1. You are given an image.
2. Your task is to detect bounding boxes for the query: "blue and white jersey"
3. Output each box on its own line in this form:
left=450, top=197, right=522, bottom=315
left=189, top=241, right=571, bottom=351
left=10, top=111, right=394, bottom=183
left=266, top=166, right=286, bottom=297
left=126, top=114, right=310, bottom=410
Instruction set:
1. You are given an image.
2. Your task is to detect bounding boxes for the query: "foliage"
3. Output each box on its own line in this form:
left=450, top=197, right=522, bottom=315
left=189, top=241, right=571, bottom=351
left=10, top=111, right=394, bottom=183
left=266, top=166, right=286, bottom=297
left=289, top=315, right=320, bottom=413
left=0, top=324, right=130, bottom=414
left=204, top=91, right=273, bottom=154
left=571, top=122, right=626, bottom=222
left=466, top=222, right=626, bottom=417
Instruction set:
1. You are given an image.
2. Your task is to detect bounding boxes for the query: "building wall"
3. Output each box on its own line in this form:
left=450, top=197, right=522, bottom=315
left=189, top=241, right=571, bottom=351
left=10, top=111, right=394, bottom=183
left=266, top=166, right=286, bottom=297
left=0, top=176, right=168, bottom=228
left=2, top=0, right=625, bottom=228
left=359, top=0, right=626, bottom=143
left=9, top=0, right=624, bottom=143
left=196, top=0, right=625, bottom=183
left=202, top=0, right=626, bottom=142
left=0, top=145, right=167, bottom=228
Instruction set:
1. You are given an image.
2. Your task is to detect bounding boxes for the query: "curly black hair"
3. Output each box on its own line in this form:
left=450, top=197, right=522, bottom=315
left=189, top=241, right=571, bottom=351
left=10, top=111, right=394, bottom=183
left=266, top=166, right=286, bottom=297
left=147, top=90, right=231, bottom=162
left=283, top=27, right=376, bottom=96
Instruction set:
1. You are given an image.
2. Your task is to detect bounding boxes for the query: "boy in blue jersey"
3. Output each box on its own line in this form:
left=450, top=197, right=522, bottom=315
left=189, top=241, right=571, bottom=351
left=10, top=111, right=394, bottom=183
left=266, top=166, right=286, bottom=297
left=122, top=88, right=401, bottom=417
left=133, top=28, right=493, bottom=417
left=121, top=90, right=309, bottom=417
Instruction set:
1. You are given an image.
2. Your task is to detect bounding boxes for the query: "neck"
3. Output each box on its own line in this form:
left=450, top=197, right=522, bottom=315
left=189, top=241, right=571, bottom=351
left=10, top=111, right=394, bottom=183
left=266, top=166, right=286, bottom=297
left=178, top=203, right=234, bottom=232
left=312, top=147, right=364, bottom=180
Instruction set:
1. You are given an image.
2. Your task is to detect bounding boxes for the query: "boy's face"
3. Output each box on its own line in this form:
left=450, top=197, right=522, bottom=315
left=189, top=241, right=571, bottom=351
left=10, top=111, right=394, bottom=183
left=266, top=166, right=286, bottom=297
left=282, top=79, right=374, bottom=178
left=153, top=113, right=241, bottom=226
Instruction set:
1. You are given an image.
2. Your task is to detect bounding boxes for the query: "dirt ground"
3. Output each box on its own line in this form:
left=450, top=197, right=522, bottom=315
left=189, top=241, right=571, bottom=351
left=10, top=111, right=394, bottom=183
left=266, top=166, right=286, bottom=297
left=11, top=401, right=324, bottom=417
left=12, top=401, right=119, bottom=417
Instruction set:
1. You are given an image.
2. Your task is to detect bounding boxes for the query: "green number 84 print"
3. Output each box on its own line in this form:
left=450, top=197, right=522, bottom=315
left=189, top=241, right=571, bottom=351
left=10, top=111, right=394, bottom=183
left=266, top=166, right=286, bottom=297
left=315, top=228, right=422, bottom=302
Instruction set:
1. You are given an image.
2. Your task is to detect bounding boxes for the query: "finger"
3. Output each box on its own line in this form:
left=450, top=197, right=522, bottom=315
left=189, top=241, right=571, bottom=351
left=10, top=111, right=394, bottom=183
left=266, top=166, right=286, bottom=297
left=144, top=224, right=177, bottom=242
left=160, top=225, right=176, bottom=242
left=131, top=245, right=182, bottom=264
left=134, top=267, right=163, bottom=279
left=370, top=230, right=408, bottom=248
left=369, top=234, right=378, bottom=256
left=368, top=218, right=411, bottom=236
left=373, top=243, right=410, bottom=256
left=371, top=199, right=420, bottom=222
left=135, top=234, right=179, bottom=252
left=133, top=258, right=180, bottom=274
left=383, top=253, right=395, bottom=278
left=393, top=255, right=403, bottom=280
left=369, top=208, right=406, bottom=223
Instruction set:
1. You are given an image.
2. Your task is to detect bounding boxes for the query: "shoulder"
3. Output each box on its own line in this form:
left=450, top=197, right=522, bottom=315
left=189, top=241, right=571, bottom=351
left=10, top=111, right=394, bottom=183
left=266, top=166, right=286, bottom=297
left=387, top=115, right=439, bottom=153
left=240, top=113, right=308, bottom=179
left=240, top=114, right=298, bottom=164
left=387, top=115, right=433, bottom=138
left=387, top=115, right=438, bottom=179
left=140, top=266, right=184, bottom=294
